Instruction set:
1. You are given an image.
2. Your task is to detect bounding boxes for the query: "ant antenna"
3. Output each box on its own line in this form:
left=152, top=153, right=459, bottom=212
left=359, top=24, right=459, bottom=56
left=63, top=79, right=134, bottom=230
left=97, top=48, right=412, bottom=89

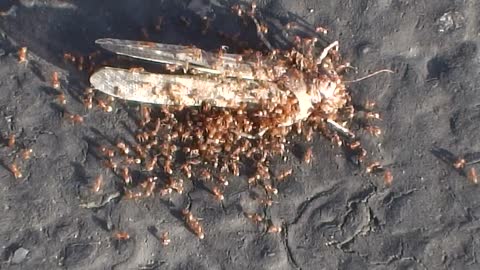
left=344, top=69, right=394, bottom=83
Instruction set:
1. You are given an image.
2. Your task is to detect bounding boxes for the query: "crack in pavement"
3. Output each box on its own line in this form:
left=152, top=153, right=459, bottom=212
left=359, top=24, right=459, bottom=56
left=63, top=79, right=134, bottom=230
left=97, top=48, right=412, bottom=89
left=290, top=184, right=340, bottom=225
left=321, top=184, right=378, bottom=251
left=367, top=242, right=429, bottom=269
left=336, top=206, right=374, bottom=250
left=277, top=184, right=340, bottom=269
left=383, top=188, right=419, bottom=207
left=369, top=241, right=405, bottom=266
left=282, top=182, right=380, bottom=268
left=314, top=183, right=410, bottom=266
left=338, top=185, right=377, bottom=230
left=278, top=183, right=343, bottom=269
left=281, top=222, right=300, bottom=270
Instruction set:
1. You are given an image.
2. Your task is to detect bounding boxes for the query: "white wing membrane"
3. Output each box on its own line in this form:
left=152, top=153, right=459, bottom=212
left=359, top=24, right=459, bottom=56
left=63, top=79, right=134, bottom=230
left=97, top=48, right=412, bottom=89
left=96, top=38, right=287, bottom=81
left=96, top=38, right=215, bottom=67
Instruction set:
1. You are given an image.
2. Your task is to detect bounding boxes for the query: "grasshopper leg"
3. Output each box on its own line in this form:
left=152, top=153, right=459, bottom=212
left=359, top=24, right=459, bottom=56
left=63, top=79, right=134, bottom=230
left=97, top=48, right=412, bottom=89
left=251, top=16, right=274, bottom=51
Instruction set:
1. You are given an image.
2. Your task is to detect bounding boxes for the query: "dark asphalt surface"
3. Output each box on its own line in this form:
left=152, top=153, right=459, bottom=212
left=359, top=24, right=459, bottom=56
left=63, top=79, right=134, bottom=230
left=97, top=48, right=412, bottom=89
left=0, top=1, right=479, bottom=269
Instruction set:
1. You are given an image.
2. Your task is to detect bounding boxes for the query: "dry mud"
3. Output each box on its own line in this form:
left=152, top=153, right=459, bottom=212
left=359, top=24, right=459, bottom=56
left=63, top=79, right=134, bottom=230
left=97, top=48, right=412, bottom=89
left=0, top=0, right=479, bottom=269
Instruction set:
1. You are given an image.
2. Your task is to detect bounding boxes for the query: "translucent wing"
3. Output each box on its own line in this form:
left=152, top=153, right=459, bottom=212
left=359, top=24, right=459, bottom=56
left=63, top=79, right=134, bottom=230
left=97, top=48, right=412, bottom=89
left=96, top=38, right=287, bottom=81
left=90, top=67, right=291, bottom=107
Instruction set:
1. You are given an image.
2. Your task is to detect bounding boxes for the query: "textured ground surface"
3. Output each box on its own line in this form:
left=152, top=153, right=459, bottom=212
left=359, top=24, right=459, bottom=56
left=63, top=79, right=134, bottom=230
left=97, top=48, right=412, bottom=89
left=1, top=0, right=480, bottom=269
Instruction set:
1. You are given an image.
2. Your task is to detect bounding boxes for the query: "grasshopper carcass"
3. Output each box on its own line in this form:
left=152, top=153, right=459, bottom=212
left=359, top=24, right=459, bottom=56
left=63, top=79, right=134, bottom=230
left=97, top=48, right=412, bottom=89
left=90, top=38, right=354, bottom=138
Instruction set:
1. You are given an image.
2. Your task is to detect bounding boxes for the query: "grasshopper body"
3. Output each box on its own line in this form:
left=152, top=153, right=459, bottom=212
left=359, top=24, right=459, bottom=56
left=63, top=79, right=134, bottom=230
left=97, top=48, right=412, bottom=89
left=90, top=38, right=348, bottom=129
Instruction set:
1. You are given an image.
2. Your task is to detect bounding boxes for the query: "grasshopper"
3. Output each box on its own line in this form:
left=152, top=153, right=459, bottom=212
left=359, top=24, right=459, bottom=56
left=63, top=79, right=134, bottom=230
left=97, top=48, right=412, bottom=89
left=90, top=38, right=353, bottom=138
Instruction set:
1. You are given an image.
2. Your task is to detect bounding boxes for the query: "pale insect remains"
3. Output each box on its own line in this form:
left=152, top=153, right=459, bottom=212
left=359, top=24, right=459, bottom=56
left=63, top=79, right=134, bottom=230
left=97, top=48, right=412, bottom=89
left=90, top=38, right=351, bottom=133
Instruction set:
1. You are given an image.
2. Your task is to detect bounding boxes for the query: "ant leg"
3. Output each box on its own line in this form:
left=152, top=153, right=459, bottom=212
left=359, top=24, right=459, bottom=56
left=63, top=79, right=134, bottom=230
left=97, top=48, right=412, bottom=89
left=235, top=127, right=269, bottom=139
left=326, top=119, right=355, bottom=139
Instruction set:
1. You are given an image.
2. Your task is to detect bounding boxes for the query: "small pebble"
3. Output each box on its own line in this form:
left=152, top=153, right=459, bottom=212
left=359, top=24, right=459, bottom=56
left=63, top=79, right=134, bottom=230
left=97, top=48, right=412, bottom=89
left=11, top=247, right=29, bottom=264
